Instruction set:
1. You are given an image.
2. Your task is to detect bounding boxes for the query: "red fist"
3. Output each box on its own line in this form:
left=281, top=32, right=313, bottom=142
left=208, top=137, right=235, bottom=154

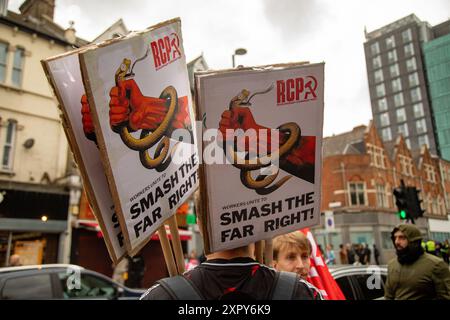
left=219, top=106, right=282, bottom=155
left=109, top=79, right=190, bottom=134
left=81, top=94, right=97, bottom=143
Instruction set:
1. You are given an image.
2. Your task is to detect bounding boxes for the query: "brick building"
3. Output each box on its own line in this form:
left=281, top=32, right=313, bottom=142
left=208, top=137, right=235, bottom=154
left=314, top=122, right=450, bottom=264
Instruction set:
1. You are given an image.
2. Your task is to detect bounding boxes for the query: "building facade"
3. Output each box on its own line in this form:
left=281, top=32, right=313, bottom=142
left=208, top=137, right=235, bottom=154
left=315, top=122, right=450, bottom=265
left=0, top=0, right=87, bottom=266
left=422, top=21, right=450, bottom=161
left=364, top=14, right=450, bottom=158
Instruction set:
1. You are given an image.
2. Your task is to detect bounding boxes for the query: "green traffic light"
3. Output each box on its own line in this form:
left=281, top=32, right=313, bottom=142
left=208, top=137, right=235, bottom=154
left=399, top=210, right=407, bottom=219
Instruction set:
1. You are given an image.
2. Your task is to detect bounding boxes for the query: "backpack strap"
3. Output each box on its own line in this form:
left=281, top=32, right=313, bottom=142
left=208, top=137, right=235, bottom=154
left=271, top=271, right=298, bottom=300
left=157, top=276, right=204, bottom=300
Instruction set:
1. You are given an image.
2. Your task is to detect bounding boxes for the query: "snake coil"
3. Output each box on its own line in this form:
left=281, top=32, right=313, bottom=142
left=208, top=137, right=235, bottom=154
left=227, top=121, right=301, bottom=195
left=119, top=86, right=178, bottom=171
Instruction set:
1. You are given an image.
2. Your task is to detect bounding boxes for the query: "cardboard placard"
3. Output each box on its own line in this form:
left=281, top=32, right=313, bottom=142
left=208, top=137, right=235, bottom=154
left=42, top=48, right=127, bottom=264
left=195, top=62, right=324, bottom=253
left=79, top=18, right=198, bottom=256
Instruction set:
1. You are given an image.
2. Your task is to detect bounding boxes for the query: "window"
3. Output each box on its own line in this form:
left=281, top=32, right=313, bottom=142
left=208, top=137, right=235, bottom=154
left=389, top=64, right=400, bottom=78
left=409, top=72, right=419, bottom=87
left=396, top=108, right=406, bottom=123
left=411, top=87, right=422, bottom=102
left=413, top=103, right=424, bottom=118
left=406, top=57, right=417, bottom=72
left=349, top=182, right=366, bottom=206
left=1, top=275, right=53, bottom=299
left=391, top=78, right=402, bottom=92
left=58, top=272, right=117, bottom=299
left=416, top=119, right=427, bottom=134
left=378, top=98, right=388, bottom=112
left=387, top=50, right=398, bottom=64
left=398, top=123, right=409, bottom=137
left=376, top=184, right=388, bottom=208
left=12, top=47, right=25, bottom=87
left=432, top=198, right=439, bottom=215
left=381, top=128, right=392, bottom=141
left=382, top=231, right=394, bottom=249
left=424, top=164, right=436, bottom=183
left=0, top=42, right=7, bottom=83
left=368, top=144, right=385, bottom=168
left=379, top=112, right=390, bottom=127
left=374, top=69, right=384, bottom=83
left=402, top=28, right=412, bottom=43
left=376, top=83, right=385, bottom=97
left=371, top=42, right=380, bottom=55
left=334, top=277, right=356, bottom=300
left=399, top=155, right=413, bottom=176
left=353, top=274, right=386, bottom=300
left=386, top=35, right=396, bottom=49
left=394, top=92, right=404, bottom=107
left=418, top=134, right=430, bottom=148
left=372, top=55, right=382, bottom=69
left=2, top=119, right=17, bottom=171
left=404, top=43, right=414, bottom=57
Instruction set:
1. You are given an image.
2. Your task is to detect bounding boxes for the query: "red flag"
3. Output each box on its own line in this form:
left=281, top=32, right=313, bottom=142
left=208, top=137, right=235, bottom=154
left=300, top=228, right=346, bottom=300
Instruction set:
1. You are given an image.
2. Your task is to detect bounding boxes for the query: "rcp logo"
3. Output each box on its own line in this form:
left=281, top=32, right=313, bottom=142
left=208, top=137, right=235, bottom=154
left=150, top=32, right=182, bottom=70
left=276, top=76, right=318, bottom=106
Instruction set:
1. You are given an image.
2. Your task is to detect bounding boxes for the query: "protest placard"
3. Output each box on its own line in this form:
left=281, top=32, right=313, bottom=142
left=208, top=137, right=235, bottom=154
left=79, top=18, right=198, bottom=257
left=195, top=62, right=324, bottom=253
left=42, top=48, right=127, bottom=264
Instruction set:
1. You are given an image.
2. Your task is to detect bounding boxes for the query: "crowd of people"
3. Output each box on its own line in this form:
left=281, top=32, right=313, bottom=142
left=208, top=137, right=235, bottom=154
left=422, top=239, right=450, bottom=264
left=316, top=243, right=379, bottom=266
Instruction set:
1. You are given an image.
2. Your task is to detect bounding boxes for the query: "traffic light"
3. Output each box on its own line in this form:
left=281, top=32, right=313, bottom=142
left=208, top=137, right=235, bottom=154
left=393, top=185, right=408, bottom=220
left=406, top=187, right=425, bottom=219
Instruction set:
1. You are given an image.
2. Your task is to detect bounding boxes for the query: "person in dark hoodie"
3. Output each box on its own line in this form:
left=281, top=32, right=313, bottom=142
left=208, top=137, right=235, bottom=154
left=384, top=224, right=450, bottom=300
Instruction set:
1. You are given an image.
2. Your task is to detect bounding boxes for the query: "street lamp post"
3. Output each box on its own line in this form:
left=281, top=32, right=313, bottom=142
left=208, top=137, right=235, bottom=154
left=232, top=48, right=247, bottom=68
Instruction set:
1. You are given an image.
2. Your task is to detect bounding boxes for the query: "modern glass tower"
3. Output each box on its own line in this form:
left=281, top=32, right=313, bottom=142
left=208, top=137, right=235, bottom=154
left=364, top=14, right=450, bottom=158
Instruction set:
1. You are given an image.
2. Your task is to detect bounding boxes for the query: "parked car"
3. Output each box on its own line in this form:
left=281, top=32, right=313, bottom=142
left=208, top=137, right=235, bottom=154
left=0, top=264, right=146, bottom=300
left=329, top=265, right=388, bottom=300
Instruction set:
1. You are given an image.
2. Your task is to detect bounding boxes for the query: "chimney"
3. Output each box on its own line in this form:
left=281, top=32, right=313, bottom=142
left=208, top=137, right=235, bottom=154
left=64, top=20, right=76, bottom=45
left=0, top=0, right=8, bottom=16
left=19, top=0, right=55, bottom=21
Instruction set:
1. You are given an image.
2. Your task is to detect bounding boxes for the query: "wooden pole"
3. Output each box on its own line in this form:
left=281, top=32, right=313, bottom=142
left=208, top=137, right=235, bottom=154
left=264, top=238, right=273, bottom=267
left=158, top=225, right=178, bottom=277
left=168, top=215, right=185, bottom=274
left=255, top=241, right=263, bottom=264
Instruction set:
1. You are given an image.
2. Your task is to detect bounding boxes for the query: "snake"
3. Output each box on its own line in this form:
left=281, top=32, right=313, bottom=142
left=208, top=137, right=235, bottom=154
left=227, top=119, right=301, bottom=194
left=114, top=56, right=179, bottom=171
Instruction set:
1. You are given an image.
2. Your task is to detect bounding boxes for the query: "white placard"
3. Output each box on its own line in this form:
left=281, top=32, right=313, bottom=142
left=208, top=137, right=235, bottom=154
left=195, top=62, right=324, bottom=253
left=43, top=51, right=127, bottom=264
left=79, top=18, right=198, bottom=256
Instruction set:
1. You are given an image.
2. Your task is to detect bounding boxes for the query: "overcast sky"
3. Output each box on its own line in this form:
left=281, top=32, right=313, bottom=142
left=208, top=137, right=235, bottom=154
left=8, top=0, right=450, bottom=137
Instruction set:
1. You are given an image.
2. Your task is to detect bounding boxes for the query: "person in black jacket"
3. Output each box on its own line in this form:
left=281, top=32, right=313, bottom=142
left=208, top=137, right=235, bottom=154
left=140, top=244, right=323, bottom=300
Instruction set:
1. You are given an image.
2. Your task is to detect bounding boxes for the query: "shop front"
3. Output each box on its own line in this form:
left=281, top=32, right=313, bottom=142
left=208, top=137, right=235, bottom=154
left=0, top=182, right=69, bottom=266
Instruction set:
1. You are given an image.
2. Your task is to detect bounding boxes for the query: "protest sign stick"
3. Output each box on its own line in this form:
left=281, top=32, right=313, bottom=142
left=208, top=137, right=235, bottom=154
left=264, top=238, right=273, bottom=266
left=158, top=225, right=178, bottom=277
left=168, top=215, right=185, bottom=274
left=255, top=241, right=263, bottom=264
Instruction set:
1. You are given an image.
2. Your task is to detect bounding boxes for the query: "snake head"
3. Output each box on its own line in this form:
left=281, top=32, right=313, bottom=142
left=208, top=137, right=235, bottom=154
left=115, top=58, right=131, bottom=83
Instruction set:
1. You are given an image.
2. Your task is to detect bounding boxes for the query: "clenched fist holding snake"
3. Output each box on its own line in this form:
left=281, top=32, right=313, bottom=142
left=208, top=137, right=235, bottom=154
left=81, top=77, right=191, bottom=171
left=218, top=88, right=315, bottom=195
